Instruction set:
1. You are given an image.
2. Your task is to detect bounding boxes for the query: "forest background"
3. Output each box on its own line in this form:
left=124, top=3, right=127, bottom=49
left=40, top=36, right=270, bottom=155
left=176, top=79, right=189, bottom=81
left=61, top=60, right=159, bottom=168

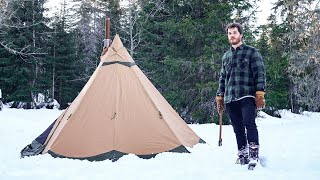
left=0, top=0, right=319, bottom=124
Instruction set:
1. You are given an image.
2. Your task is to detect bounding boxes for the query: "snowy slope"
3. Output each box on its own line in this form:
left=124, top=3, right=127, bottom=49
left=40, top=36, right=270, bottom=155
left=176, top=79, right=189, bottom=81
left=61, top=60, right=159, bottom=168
left=0, top=106, right=319, bottom=180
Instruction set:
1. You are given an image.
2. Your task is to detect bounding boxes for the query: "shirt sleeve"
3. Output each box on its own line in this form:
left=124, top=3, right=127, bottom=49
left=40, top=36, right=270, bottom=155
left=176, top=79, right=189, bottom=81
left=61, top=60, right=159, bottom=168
left=216, top=59, right=226, bottom=96
left=250, top=49, right=266, bottom=92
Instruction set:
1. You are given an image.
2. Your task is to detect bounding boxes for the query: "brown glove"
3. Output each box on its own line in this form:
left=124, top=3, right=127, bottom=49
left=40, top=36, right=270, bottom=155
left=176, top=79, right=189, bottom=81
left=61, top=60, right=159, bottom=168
left=216, top=96, right=224, bottom=113
left=255, top=91, right=265, bottom=109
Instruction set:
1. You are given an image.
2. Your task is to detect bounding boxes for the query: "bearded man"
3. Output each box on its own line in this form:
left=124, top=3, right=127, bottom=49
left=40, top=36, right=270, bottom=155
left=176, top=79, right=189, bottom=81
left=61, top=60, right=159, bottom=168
left=216, top=22, right=266, bottom=169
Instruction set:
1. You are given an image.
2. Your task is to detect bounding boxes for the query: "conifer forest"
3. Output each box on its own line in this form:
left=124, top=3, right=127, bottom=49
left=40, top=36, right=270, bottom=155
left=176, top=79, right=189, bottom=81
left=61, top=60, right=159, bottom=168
left=0, top=0, right=319, bottom=124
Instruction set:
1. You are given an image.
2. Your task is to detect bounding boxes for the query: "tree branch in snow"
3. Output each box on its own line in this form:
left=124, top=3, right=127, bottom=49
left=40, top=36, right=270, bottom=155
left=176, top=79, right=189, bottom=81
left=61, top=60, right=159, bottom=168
left=0, top=41, right=47, bottom=59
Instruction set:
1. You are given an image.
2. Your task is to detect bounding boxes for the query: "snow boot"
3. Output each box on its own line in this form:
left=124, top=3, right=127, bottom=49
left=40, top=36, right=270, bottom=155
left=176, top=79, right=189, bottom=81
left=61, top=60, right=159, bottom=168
left=249, top=143, right=259, bottom=160
left=235, top=146, right=249, bottom=165
left=248, top=142, right=259, bottom=170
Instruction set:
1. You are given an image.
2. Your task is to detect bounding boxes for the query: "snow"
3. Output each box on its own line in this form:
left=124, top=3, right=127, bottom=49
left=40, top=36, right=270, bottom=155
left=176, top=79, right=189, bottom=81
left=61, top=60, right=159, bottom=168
left=1, top=106, right=320, bottom=180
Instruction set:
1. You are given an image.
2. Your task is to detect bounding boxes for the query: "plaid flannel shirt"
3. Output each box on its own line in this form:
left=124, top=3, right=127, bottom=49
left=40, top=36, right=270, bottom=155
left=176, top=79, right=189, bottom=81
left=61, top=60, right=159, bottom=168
left=217, top=44, right=266, bottom=104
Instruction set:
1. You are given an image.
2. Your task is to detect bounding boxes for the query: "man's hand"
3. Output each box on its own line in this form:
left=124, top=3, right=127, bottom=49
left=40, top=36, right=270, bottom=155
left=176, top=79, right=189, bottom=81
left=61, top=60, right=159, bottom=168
left=255, top=91, right=265, bottom=110
left=216, top=96, right=224, bottom=113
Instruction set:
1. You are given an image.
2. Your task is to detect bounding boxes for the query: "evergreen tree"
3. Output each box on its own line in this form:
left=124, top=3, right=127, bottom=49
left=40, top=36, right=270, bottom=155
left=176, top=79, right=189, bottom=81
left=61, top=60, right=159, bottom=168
left=72, top=0, right=101, bottom=75
left=45, top=1, right=82, bottom=109
left=71, top=0, right=123, bottom=79
left=288, top=2, right=320, bottom=112
left=136, top=0, right=258, bottom=124
left=256, top=25, right=289, bottom=113
left=0, top=0, right=49, bottom=104
left=270, top=0, right=320, bottom=112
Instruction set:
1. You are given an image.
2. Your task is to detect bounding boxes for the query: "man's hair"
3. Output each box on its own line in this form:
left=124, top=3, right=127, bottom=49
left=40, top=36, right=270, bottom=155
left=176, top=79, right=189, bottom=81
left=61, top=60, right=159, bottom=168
left=225, top=22, right=243, bottom=35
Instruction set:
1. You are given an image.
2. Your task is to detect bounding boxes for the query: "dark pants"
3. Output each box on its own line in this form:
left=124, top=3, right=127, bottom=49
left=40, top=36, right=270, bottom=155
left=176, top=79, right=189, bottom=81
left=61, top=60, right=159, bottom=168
left=226, top=97, right=258, bottom=150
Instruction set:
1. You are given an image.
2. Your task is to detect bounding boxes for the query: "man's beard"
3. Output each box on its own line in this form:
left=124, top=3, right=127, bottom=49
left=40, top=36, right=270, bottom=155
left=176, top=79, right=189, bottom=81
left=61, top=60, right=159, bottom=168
left=229, top=37, right=241, bottom=45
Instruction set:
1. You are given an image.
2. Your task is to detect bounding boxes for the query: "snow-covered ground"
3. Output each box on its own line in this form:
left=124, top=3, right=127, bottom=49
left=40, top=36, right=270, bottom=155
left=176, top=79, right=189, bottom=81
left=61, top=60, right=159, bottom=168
left=0, top=106, right=319, bottom=180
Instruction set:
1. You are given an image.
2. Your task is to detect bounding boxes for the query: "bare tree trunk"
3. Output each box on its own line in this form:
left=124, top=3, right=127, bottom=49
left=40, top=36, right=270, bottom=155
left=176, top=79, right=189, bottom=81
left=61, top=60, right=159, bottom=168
left=32, top=0, right=38, bottom=103
left=52, top=65, right=55, bottom=99
left=123, top=0, right=164, bottom=58
left=129, top=8, right=134, bottom=57
left=284, top=0, right=299, bottom=113
left=52, top=26, right=57, bottom=100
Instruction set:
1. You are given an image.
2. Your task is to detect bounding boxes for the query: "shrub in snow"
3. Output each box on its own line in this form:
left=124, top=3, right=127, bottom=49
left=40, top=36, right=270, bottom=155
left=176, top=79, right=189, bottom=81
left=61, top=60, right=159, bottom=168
left=263, top=107, right=281, bottom=118
left=0, top=100, right=3, bottom=111
left=45, top=99, right=60, bottom=109
left=9, top=93, right=60, bottom=109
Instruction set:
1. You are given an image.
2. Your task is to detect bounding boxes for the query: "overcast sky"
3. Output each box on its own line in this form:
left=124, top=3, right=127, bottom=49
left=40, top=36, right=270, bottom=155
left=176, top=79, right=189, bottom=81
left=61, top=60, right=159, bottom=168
left=256, top=0, right=276, bottom=25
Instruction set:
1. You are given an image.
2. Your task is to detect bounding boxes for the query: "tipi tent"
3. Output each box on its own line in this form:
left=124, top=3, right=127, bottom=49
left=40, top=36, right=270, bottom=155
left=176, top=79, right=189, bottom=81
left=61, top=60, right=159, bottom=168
left=21, top=35, right=205, bottom=161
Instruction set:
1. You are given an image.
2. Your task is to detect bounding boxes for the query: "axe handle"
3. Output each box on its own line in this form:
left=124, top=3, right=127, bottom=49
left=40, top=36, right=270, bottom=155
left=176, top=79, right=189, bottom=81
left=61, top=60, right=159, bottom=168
left=218, top=111, right=223, bottom=146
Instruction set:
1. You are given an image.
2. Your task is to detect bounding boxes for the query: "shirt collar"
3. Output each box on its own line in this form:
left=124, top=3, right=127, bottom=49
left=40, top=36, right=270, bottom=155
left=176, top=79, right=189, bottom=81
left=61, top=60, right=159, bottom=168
left=230, top=43, right=245, bottom=51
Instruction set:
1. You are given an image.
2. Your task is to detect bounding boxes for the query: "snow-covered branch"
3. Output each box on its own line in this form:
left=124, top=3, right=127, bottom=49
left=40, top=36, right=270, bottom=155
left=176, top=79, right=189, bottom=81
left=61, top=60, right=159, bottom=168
left=0, top=41, right=47, bottom=58
left=1, top=21, right=43, bottom=29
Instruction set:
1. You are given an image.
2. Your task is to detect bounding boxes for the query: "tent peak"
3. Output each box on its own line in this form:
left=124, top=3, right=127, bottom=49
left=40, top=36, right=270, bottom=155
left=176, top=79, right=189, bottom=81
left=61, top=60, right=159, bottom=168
left=100, top=34, right=134, bottom=63
left=110, top=34, right=123, bottom=52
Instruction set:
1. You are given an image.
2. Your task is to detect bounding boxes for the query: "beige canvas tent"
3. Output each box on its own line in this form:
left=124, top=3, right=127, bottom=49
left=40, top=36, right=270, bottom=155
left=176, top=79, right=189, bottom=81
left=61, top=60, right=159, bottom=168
left=21, top=35, right=205, bottom=161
